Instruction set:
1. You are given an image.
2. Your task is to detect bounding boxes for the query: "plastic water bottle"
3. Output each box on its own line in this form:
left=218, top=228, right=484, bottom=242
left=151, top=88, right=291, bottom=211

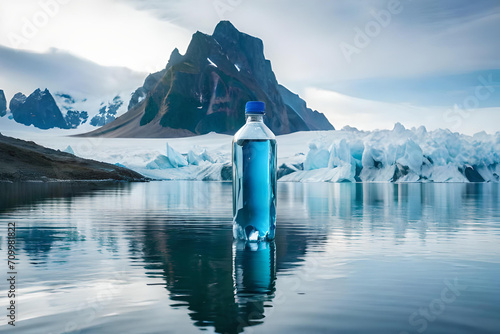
left=232, top=101, right=277, bottom=241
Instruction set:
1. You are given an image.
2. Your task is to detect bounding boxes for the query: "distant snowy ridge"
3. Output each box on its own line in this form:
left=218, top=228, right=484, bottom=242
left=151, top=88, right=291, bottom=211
left=5, top=123, right=499, bottom=183
left=0, top=88, right=130, bottom=132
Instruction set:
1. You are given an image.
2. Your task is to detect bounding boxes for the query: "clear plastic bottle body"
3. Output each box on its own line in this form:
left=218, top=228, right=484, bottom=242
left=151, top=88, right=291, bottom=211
left=232, top=113, right=277, bottom=241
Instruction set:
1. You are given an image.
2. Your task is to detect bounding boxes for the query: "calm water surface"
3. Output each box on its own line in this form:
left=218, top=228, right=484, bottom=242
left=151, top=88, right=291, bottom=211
left=0, top=181, right=499, bottom=334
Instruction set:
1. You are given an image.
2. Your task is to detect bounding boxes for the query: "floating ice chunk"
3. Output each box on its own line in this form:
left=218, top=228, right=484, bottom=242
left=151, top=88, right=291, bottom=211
left=332, top=164, right=356, bottom=182
left=187, top=145, right=215, bottom=165
left=146, top=155, right=175, bottom=169
left=360, top=165, right=397, bottom=182
left=304, top=142, right=330, bottom=170
left=341, top=125, right=359, bottom=132
left=63, top=145, right=74, bottom=155
left=361, top=144, right=386, bottom=169
left=194, top=163, right=225, bottom=181
left=397, top=171, right=420, bottom=182
left=393, top=122, right=406, bottom=134
left=328, top=139, right=351, bottom=167
left=146, top=143, right=188, bottom=169
left=429, top=164, right=468, bottom=182
left=427, top=146, right=448, bottom=166
left=416, top=125, right=427, bottom=136
left=166, top=143, right=188, bottom=168
left=397, top=139, right=423, bottom=173
left=350, top=139, right=364, bottom=162
left=280, top=164, right=356, bottom=182
left=199, top=149, right=215, bottom=163
left=473, top=131, right=489, bottom=140
left=187, top=150, right=202, bottom=165
left=386, top=142, right=405, bottom=166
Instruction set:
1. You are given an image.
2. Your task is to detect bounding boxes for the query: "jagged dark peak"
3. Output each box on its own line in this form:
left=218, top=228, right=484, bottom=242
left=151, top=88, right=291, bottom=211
left=212, top=21, right=264, bottom=58
left=10, top=88, right=68, bottom=129
left=9, top=92, right=27, bottom=111
left=212, top=21, right=240, bottom=43
left=213, top=20, right=238, bottom=35
left=184, top=30, right=223, bottom=61
left=32, top=88, right=51, bottom=100
left=211, top=21, right=272, bottom=90
left=12, top=92, right=27, bottom=101
left=166, top=47, right=183, bottom=69
left=128, top=69, right=167, bottom=110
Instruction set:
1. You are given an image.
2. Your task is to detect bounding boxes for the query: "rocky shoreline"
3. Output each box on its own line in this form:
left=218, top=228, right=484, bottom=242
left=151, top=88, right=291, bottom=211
left=0, top=133, right=147, bottom=182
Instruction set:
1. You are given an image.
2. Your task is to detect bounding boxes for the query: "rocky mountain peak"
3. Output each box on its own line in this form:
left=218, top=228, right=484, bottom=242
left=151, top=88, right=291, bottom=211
left=83, top=21, right=334, bottom=138
left=166, top=48, right=183, bottom=69
left=31, top=88, right=51, bottom=101
left=10, top=89, right=68, bottom=129
left=212, top=20, right=240, bottom=41
left=9, top=92, right=27, bottom=111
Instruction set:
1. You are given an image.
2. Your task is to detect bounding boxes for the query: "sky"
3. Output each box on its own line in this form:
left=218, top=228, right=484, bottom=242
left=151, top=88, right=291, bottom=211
left=0, top=0, right=499, bottom=134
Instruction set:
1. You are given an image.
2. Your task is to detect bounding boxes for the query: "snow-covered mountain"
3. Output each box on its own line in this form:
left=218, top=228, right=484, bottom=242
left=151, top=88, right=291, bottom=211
left=53, top=92, right=126, bottom=129
left=0, top=45, right=145, bottom=132
left=0, top=87, right=129, bottom=131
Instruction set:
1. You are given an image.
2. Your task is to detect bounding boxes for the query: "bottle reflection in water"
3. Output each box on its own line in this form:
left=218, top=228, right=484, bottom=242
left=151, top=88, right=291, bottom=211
left=233, top=240, right=276, bottom=298
left=232, top=240, right=276, bottom=331
left=232, top=101, right=277, bottom=241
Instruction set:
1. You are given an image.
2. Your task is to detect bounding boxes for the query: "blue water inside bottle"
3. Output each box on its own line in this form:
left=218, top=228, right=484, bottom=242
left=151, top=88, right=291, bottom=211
left=233, top=139, right=277, bottom=241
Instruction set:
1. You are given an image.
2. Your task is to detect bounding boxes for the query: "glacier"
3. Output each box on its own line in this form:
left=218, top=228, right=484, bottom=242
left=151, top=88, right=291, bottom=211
left=1, top=123, right=499, bottom=182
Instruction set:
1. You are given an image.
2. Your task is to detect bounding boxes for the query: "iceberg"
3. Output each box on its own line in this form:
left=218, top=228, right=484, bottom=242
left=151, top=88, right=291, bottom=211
left=146, top=155, right=175, bottom=169
left=397, top=139, right=423, bottom=174
left=146, top=143, right=188, bottom=170
left=304, top=143, right=329, bottom=170
left=280, top=125, right=500, bottom=183
left=187, top=145, right=215, bottom=165
left=4, top=125, right=499, bottom=183
left=63, top=145, right=75, bottom=155
left=166, top=143, right=188, bottom=168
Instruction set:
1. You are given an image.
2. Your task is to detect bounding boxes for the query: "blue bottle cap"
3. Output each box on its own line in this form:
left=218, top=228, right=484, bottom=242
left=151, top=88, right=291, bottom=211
left=245, top=101, right=265, bottom=114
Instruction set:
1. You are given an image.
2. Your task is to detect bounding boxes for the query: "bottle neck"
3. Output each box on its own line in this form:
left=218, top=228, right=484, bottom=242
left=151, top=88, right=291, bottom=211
left=246, top=113, right=264, bottom=123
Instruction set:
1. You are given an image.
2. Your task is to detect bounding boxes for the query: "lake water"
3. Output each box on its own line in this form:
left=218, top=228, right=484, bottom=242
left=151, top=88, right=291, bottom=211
left=0, top=181, right=499, bottom=334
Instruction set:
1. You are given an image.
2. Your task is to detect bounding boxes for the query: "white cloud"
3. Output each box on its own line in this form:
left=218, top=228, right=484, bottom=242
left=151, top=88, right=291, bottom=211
left=0, top=0, right=192, bottom=73
left=0, top=46, right=145, bottom=99
left=2, top=0, right=499, bottom=85
left=117, top=0, right=500, bottom=88
left=303, top=87, right=500, bottom=135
